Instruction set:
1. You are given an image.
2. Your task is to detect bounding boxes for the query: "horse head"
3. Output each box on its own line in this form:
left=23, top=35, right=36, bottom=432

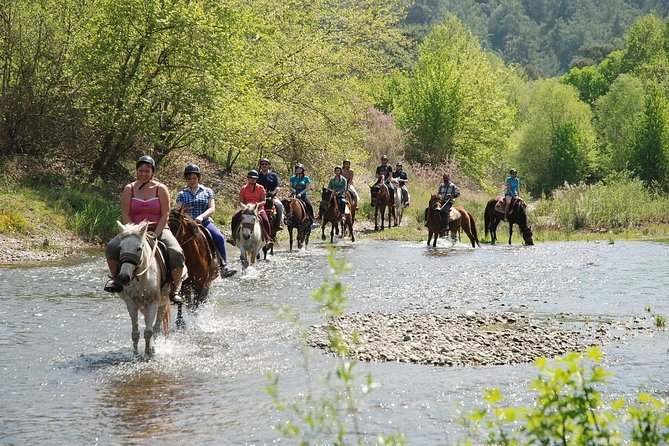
left=429, top=194, right=442, bottom=210
left=116, top=221, right=150, bottom=286
left=240, top=203, right=260, bottom=241
left=514, top=200, right=534, bottom=245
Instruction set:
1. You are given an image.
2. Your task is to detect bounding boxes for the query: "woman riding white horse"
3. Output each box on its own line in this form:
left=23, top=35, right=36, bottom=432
left=116, top=221, right=171, bottom=357
left=235, top=203, right=265, bottom=270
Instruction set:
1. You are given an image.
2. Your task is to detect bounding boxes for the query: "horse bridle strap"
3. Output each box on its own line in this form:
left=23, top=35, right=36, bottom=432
left=133, top=236, right=159, bottom=278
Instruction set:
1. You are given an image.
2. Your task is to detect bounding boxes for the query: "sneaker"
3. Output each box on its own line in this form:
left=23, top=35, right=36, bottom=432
left=104, top=279, right=122, bottom=293
left=310, top=223, right=319, bottom=230
left=220, top=266, right=237, bottom=278
left=277, top=226, right=284, bottom=231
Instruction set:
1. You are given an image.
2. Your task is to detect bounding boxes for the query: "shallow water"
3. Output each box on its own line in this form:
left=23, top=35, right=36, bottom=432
left=1, top=239, right=667, bottom=445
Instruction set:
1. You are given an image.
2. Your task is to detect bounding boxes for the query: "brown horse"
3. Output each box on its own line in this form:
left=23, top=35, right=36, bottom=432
left=484, top=197, right=534, bottom=245
left=168, top=208, right=220, bottom=324
left=339, top=190, right=356, bottom=239
left=281, top=197, right=312, bottom=251
left=425, top=195, right=480, bottom=248
left=320, top=188, right=354, bottom=243
left=370, top=182, right=395, bottom=230
left=262, top=195, right=280, bottom=258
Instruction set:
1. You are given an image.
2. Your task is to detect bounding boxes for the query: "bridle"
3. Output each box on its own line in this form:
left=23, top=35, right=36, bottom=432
left=119, top=233, right=157, bottom=279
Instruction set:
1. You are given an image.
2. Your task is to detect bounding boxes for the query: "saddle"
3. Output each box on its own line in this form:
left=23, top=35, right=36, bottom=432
left=149, top=236, right=171, bottom=288
left=495, top=197, right=519, bottom=216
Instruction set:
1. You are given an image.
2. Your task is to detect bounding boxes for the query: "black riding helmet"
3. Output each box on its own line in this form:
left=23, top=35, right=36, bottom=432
left=247, top=169, right=259, bottom=179
left=136, top=155, right=156, bottom=171
left=184, top=163, right=201, bottom=177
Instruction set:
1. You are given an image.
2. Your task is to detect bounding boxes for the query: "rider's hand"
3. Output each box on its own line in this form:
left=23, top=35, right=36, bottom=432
left=195, top=217, right=203, bottom=224
left=147, top=230, right=157, bottom=238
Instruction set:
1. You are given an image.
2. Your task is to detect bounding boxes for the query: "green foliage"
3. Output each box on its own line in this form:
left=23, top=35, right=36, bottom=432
left=561, top=65, right=609, bottom=105
left=395, top=15, right=513, bottom=186
left=533, top=172, right=668, bottom=230
left=593, top=74, right=645, bottom=175
left=265, top=247, right=406, bottom=445
left=463, top=347, right=669, bottom=445
left=655, top=315, right=667, bottom=327
left=515, top=79, right=597, bottom=196
left=0, top=212, right=30, bottom=235
left=630, top=85, right=669, bottom=190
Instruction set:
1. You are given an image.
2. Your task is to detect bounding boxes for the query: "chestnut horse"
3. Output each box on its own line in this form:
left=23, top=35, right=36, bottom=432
left=425, top=195, right=480, bottom=248
left=281, top=197, right=312, bottom=251
left=339, top=190, right=356, bottom=238
left=370, top=182, right=395, bottom=230
left=484, top=197, right=534, bottom=245
left=168, top=208, right=220, bottom=324
left=320, top=188, right=354, bottom=243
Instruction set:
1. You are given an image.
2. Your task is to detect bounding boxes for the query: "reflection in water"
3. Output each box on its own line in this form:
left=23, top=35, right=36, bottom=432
left=99, top=369, right=190, bottom=440
left=0, top=240, right=668, bottom=444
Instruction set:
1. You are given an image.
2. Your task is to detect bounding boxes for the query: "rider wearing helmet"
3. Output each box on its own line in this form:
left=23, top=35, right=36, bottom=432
left=374, top=154, right=395, bottom=197
left=328, top=166, right=349, bottom=221
left=504, top=168, right=520, bottom=220
left=231, top=169, right=273, bottom=244
left=290, top=163, right=316, bottom=227
left=257, top=158, right=284, bottom=230
left=392, top=161, right=410, bottom=207
left=341, top=159, right=358, bottom=209
left=105, top=155, right=186, bottom=303
left=176, top=164, right=236, bottom=278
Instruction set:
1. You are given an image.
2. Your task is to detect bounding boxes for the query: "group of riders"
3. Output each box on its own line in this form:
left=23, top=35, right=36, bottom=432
left=103, top=154, right=521, bottom=303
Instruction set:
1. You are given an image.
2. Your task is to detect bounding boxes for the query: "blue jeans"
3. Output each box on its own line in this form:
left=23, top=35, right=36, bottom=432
left=202, top=219, right=228, bottom=264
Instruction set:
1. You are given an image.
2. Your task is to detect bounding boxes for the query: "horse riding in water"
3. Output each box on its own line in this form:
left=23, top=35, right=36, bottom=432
left=234, top=203, right=267, bottom=270
left=115, top=221, right=171, bottom=357
left=168, top=207, right=220, bottom=322
left=320, top=188, right=354, bottom=243
left=425, top=194, right=480, bottom=248
left=389, top=177, right=405, bottom=226
left=484, top=197, right=534, bottom=245
left=370, top=182, right=395, bottom=231
left=282, top=197, right=312, bottom=251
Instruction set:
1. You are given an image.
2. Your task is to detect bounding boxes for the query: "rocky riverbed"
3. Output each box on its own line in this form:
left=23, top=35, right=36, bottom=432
left=309, top=311, right=655, bottom=367
left=0, top=234, right=96, bottom=264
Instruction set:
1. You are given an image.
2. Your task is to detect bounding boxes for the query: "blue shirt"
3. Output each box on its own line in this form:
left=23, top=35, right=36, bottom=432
left=176, top=185, right=216, bottom=223
left=258, top=171, right=280, bottom=193
left=392, top=170, right=408, bottom=180
left=438, top=182, right=459, bottom=204
left=290, top=175, right=311, bottom=197
left=376, top=164, right=393, bottom=181
left=505, top=176, right=520, bottom=197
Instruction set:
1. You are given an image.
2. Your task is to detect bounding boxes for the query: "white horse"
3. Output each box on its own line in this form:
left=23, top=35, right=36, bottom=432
left=116, top=221, right=171, bottom=357
left=389, top=178, right=403, bottom=226
left=235, top=204, right=265, bottom=271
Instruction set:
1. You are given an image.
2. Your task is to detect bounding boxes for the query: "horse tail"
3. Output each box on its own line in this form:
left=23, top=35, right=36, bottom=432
left=468, top=211, right=481, bottom=247
left=484, top=203, right=491, bottom=238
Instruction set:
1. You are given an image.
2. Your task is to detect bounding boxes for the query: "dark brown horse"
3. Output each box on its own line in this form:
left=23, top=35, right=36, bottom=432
left=370, top=182, right=395, bottom=231
left=425, top=195, right=480, bottom=248
left=281, top=197, right=312, bottom=251
left=320, top=188, right=354, bottom=243
left=168, top=208, right=220, bottom=324
left=484, top=197, right=534, bottom=245
left=262, top=195, right=280, bottom=258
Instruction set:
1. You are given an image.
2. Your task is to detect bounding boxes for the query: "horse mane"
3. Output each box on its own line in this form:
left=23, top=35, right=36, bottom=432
left=118, top=221, right=148, bottom=239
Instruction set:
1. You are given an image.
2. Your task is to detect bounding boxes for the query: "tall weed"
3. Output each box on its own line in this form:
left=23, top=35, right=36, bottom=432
left=534, top=173, right=668, bottom=230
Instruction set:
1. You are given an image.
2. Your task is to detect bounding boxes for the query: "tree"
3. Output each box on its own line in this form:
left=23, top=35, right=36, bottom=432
left=593, top=74, right=645, bottom=175
left=630, top=85, right=669, bottom=189
left=70, top=0, right=253, bottom=182
left=515, top=79, right=597, bottom=196
left=394, top=15, right=514, bottom=185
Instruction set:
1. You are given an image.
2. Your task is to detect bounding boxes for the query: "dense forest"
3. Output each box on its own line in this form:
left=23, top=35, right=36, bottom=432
left=1, top=0, right=669, bottom=197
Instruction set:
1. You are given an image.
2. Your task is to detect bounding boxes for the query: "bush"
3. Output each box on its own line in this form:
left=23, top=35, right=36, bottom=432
left=462, top=347, right=669, bottom=445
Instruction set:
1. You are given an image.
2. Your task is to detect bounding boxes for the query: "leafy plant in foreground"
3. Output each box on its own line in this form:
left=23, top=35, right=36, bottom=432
left=462, top=347, right=669, bottom=445
left=265, top=247, right=406, bottom=445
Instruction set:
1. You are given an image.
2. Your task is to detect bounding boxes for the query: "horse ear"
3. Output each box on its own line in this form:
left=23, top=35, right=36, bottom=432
left=117, top=220, right=125, bottom=231
left=139, top=221, right=149, bottom=236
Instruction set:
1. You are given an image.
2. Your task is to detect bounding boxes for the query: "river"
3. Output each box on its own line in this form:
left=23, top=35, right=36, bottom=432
left=1, top=239, right=667, bottom=445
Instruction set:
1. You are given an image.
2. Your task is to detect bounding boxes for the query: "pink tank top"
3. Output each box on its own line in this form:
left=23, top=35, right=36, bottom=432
left=130, top=184, right=161, bottom=230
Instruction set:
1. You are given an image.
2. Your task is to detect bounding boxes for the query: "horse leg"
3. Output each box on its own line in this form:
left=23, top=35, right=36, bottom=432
left=143, top=302, right=159, bottom=357
left=330, top=222, right=335, bottom=243
left=348, top=219, right=355, bottom=242
left=124, top=301, right=140, bottom=356
left=490, top=218, right=499, bottom=245
left=374, top=207, right=379, bottom=231
left=153, top=302, right=167, bottom=338
left=508, top=222, right=514, bottom=245
left=321, top=223, right=326, bottom=240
